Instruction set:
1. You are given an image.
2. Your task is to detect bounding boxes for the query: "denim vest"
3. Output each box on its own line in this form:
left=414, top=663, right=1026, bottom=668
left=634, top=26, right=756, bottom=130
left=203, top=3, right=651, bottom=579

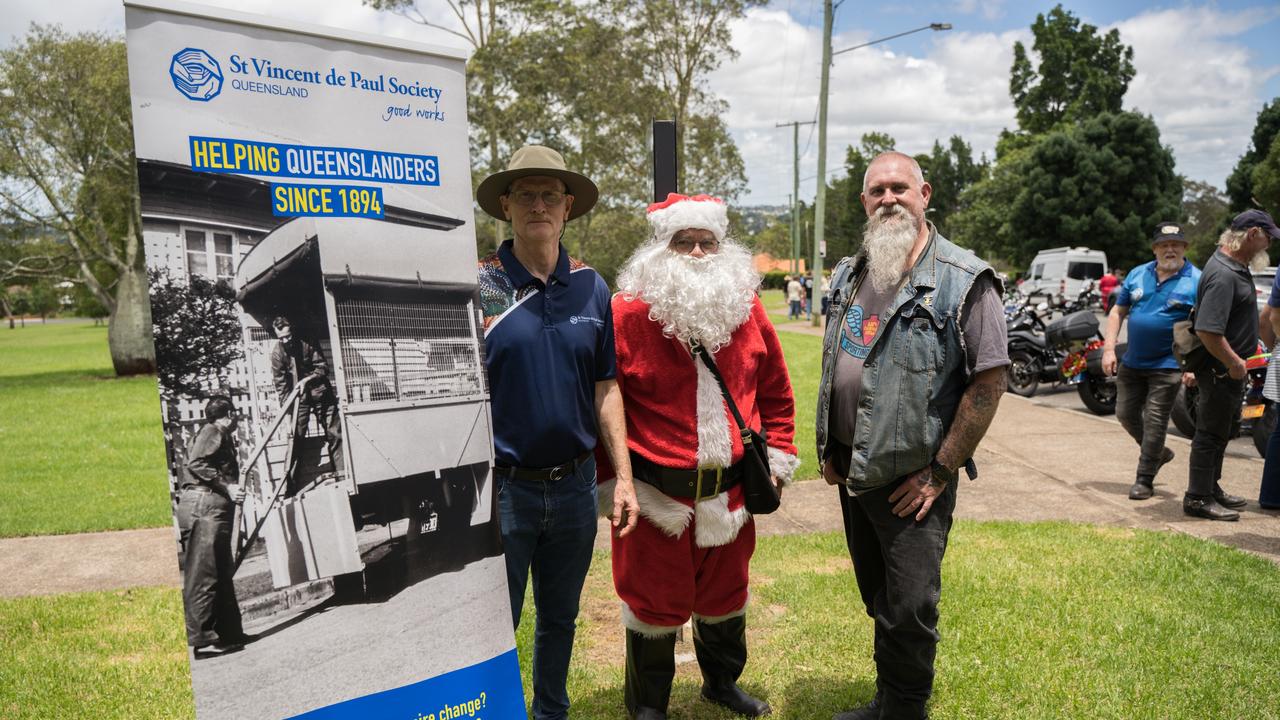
left=816, top=228, right=998, bottom=493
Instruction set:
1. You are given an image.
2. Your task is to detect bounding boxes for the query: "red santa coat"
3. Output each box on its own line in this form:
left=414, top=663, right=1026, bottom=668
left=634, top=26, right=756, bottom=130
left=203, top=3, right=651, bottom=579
left=606, top=293, right=799, bottom=632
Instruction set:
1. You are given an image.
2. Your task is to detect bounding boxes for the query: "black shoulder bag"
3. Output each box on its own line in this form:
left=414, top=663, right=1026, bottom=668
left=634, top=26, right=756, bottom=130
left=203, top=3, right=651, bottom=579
left=691, top=342, right=781, bottom=515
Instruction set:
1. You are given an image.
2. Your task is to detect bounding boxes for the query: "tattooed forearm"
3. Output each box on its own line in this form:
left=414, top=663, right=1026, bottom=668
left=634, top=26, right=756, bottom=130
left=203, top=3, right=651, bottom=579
left=935, top=366, right=1006, bottom=470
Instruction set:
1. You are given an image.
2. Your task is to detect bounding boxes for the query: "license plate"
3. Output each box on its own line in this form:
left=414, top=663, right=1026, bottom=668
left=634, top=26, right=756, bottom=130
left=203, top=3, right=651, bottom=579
left=1242, top=404, right=1266, bottom=419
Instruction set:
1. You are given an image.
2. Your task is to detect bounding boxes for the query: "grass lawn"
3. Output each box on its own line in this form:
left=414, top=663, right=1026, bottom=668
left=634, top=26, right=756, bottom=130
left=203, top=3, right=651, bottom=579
left=0, top=322, right=170, bottom=537
left=4, top=523, right=1278, bottom=719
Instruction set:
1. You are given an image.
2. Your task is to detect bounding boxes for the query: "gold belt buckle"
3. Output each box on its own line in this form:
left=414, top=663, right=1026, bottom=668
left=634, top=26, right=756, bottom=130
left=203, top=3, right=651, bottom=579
left=694, top=466, right=723, bottom=502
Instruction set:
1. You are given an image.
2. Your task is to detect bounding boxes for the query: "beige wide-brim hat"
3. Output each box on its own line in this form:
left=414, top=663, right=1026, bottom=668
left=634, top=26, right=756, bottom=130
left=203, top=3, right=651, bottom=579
left=475, top=145, right=599, bottom=222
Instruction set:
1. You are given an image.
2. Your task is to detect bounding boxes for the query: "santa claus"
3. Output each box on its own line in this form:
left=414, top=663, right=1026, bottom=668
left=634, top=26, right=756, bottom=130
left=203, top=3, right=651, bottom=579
left=602, top=193, right=799, bottom=719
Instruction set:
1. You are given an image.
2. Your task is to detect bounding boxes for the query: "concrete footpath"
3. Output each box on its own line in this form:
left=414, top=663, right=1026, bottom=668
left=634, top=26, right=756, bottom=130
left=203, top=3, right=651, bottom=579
left=2, top=395, right=1276, bottom=599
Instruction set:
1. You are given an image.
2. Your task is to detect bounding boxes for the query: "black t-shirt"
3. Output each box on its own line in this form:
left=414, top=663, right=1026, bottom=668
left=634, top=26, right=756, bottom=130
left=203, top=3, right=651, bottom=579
left=1193, top=249, right=1258, bottom=360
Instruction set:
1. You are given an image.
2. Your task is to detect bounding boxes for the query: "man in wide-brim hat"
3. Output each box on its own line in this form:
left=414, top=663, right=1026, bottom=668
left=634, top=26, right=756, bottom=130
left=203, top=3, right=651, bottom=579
left=474, top=144, right=638, bottom=720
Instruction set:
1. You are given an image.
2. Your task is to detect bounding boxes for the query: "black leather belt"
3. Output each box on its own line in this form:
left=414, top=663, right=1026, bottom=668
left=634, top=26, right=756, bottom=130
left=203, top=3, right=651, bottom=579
left=496, top=451, right=591, bottom=482
left=630, top=452, right=742, bottom=500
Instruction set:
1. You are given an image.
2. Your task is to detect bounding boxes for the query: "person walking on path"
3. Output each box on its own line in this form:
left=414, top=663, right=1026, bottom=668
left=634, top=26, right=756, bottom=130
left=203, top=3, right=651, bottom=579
left=1101, top=223, right=1200, bottom=500
left=604, top=193, right=799, bottom=719
left=786, top=274, right=803, bottom=320
left=817, top=152, right=1009, bottom=720
left=178, top=396, right=248, bottom=658
left=1184, top=209, right=1280, bottom=521
left=474, top=144, right=639, bottom=720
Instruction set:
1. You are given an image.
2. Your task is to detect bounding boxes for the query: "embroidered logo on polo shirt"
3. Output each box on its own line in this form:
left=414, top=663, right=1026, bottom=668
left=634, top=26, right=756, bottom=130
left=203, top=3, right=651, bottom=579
left=570, top=315, right=604, bottom=328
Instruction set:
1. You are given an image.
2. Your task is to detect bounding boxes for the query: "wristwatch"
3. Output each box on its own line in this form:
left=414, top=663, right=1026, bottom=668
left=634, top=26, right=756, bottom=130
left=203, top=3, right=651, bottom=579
left=929, top=458, right=957, bottom=486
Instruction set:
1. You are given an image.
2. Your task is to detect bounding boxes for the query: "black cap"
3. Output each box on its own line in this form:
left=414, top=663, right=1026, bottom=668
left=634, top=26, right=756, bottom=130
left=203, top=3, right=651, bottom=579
left=1231, top=209, right=1280, bottom=241
left=1151, top=222, right=1186, bottom=243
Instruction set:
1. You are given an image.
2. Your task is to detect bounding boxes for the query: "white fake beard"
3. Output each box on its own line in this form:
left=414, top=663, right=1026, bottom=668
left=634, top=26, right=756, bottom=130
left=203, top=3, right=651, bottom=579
left=862, top=205, right=921, bottom=293
left=617, top=239, right=759, bottom=352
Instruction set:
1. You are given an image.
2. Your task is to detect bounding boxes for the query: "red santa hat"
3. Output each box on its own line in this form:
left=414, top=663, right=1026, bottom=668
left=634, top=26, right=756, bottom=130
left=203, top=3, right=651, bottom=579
left=646, top=193, right=729, bottom=246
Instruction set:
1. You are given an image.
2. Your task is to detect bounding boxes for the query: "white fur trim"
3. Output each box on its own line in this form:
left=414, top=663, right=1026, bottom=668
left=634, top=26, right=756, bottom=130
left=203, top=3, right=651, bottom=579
left=696, top=359, right=734, bottom=468
left=634, top=478, right=694, bottom=538
left=694, top=492, right=751, bottom=548
left=767, top=447, right=801, bottom=486
left=647, top=196, right=729, bottom=246
left=693, top=596, right=750, bottom=624
left=621, top=603, right=682, bottom=637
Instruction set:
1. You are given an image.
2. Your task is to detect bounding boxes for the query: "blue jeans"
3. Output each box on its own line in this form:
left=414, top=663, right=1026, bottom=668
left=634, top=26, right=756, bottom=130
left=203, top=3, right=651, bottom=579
left=1260, top=418, right=1280, bottom=508
left=497, top=455, right=598, bottom=720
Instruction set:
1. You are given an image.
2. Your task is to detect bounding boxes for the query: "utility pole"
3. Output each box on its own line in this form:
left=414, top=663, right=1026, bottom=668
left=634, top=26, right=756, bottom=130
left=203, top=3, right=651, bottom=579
left=776, top=119, right=814, bottom=277
left=812, top=0, right=832, bottom=326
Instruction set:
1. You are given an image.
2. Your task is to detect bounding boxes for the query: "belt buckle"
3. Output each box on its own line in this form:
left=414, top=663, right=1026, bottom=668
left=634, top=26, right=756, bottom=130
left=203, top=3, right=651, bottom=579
left=694, top=467, right=723, bottom=502
left=548, top=463, right=569, bottom=482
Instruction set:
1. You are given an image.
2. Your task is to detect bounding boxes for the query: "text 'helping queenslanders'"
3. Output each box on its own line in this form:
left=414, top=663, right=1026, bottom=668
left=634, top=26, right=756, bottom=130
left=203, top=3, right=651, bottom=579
left=189, top=136, right=439, bottom=186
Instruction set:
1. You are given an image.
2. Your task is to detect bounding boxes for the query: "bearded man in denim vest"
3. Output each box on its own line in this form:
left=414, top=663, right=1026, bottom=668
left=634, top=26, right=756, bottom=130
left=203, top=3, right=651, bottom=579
left=817, top=153, right=1010, bottom=720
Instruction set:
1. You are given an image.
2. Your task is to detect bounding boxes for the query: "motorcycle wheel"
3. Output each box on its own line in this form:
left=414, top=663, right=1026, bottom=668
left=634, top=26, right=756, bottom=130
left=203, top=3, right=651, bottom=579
left=1170, top=385, right=1197, bottom=437
left=1007, top=350, right=1041, bottom=397
left=1077, top=373, right=1116, bottom=415
left=1253, top=403, right=1276, bottom=459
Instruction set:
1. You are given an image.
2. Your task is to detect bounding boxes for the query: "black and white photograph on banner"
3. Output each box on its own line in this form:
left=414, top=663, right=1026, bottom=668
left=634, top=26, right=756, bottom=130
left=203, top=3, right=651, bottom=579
left=124, top=1, right=525, bottom=717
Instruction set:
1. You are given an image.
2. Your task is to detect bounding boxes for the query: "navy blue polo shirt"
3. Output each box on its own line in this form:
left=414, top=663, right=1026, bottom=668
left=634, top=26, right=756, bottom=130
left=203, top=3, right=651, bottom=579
left=478, top=240, right=616, bottom=468
left=1116, top=258, right=1200, bottom=370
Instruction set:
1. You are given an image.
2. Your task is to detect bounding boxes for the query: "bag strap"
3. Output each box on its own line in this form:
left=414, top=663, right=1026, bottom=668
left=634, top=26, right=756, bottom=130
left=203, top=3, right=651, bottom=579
left=691, top=341, right=751, bottom=435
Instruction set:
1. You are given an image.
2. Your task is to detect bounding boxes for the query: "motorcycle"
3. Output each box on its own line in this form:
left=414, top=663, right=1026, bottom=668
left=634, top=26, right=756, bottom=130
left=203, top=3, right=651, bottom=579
left=1169, top=343, right=1275, bottom=458
left=1006, top=306, right=1119, bottom=415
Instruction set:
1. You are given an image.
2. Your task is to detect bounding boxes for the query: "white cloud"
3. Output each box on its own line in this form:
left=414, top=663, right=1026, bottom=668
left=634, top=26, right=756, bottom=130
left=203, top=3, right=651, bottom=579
left=1113, top=6, right=1280, bottom=190
left=711, top=8, right=1022, bottom=204
left=953, top=0, right=1005, bottom=22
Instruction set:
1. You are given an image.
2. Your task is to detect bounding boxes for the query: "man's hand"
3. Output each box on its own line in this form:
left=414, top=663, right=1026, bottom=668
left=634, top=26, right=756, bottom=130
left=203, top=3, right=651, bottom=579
left=1182, top=372, right=1196, bottom=387
left=887, top=467, right=947, bottom=521
left=228, top=485, right=247, bottom=504
left=1228, top=356, right=1248, bottom=380
left=1101, top=348, right=1118, bottom=376
left=822, top=456, right=844, bottom=486
left=772, top=475, right=784, bottom=500
left=611, top=477, right=640, bottom=538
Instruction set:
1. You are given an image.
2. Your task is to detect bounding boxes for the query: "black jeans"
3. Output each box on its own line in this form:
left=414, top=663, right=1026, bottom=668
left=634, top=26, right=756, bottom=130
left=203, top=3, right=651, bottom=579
left=177, top=487, right=243, bottom=647
left=1188, top=370, right=1245, bottom=497
left=834, top=448, right=957, bottom=715
left=1115, top=365, right=1182, bottom=477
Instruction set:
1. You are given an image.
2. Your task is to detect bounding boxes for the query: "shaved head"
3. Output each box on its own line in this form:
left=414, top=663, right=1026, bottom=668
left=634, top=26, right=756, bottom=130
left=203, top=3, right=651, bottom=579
left=863, top=152, right=924, bottom=192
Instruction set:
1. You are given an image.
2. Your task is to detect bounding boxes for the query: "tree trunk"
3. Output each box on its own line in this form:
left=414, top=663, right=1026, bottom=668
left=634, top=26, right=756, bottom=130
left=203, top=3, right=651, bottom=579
left=107, top=265, right=156, bottom=375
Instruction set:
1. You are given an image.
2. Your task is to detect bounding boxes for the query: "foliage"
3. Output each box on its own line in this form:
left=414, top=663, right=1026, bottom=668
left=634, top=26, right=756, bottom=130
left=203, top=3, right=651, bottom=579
left=919, top=137, right=987, bottom=236
left=1009, top=4, right=1135, bottom=134
left=1226, top=98, right=1280, bottom=211
left=761, top=270, right=788, bottom=290
left=1, top=232, right=65, bottom=326
left=747, top=218, right=794, bottom=262
left=1181, top=179, right=1230, bottom=267
left=147, top=269, right=244, bottom=400
left=0, top=26, right=152, bottom=374
left=0, top=321, right=168, bottom=537
left=1249, top=132, right=1280, bottom=220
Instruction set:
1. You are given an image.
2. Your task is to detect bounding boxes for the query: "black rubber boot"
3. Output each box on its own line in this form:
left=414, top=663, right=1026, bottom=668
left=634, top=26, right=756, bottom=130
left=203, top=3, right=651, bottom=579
left=833, top=691, right=882, bottom=719
left=693, top=616, right=772, bottom=717
left=625, top=629, right=676, bottom=720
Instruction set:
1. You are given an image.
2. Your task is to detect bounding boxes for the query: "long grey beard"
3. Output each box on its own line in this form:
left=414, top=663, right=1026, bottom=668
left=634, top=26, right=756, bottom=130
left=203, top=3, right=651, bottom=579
left=616, top=240, right=760, bottom=352
left=1251, top=249, right=1270, bottom=272
left=862, top=206, right=921, bottom=293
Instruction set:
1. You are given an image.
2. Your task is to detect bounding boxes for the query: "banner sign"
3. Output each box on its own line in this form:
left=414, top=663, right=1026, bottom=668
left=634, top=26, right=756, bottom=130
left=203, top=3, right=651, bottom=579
left=123, top=2, right=524, bottom=717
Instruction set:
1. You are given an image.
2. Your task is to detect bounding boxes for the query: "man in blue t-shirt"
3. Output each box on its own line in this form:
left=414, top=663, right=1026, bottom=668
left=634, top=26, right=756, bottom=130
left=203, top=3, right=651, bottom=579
left=474, top=145, right=639, bottom=720
left=1102, top=222, right=1200, bottom=500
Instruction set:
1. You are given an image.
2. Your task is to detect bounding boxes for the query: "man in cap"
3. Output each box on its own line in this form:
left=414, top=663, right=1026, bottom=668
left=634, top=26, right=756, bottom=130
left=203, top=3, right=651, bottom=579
left=817, top=152, right=1009, bottom=720
left=605, top=193, right=799, bottom=719
left=1184, top=209, right=1280, bottom=520
left=475, top=144, right=639, bottom=719
left=1101, top=223, right=1201, bottom=500
left=270, top=315, right=343, bottom=495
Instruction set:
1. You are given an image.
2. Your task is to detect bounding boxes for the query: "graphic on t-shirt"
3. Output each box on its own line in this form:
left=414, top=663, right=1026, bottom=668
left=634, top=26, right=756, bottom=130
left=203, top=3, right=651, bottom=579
left=840, top=304, right=881, bottom=359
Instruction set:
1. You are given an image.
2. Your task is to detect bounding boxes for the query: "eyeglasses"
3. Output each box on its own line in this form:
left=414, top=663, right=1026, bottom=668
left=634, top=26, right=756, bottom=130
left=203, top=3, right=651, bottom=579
left=671, top=238, right=720, bottom=254
left=508, top=190, right=567, bottom=207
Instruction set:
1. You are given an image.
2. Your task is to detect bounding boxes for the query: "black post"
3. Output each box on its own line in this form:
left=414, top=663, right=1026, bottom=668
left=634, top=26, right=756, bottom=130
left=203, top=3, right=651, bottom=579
left=652, top=120, right=678, bottom=202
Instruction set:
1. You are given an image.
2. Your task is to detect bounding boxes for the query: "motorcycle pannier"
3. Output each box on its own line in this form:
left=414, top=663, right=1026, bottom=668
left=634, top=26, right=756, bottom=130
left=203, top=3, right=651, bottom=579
left=1045, top=310, right=1099, bottom=347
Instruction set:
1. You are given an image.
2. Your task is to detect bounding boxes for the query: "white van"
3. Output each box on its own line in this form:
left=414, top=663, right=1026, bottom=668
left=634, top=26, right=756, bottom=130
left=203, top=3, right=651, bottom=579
left=1021, top=247, right=1109, bottom=300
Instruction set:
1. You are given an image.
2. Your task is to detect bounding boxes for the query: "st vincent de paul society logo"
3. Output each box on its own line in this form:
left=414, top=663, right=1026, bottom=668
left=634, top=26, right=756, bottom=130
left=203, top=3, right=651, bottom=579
left=169, top=48, right=223, bottom=101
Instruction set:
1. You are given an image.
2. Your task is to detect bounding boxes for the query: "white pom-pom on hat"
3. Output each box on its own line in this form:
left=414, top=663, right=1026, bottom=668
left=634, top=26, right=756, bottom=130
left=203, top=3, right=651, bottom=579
left=647, top=193, right=729, bottom=246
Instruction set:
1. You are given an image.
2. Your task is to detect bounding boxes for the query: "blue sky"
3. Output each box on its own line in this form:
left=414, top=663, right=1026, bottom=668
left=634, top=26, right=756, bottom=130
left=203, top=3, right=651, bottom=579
left=4, top=0, right=1277, bottom=206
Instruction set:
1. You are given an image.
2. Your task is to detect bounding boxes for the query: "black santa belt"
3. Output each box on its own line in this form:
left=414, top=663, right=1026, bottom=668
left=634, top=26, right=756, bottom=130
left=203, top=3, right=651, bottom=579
left=630, top=452, right=742, bottom=500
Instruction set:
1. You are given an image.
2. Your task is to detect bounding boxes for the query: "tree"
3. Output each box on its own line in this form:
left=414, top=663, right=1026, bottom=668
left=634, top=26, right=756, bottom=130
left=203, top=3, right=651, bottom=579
left=1, top=232, right=64, bottom=328
left=918, top=136, right=986, bottom=235
left=1249, top=133, right=1280, bottom=220
left=1010, top=5, right=1135, bottom=134
left=148, top=269, right=243, bottom=400
left=0, top=26, right=153, bottom=373
left=1225, top=99, right=1280, bottom=211
left=1181, top=179, right=1229, bottom=266
left=1007, top=112, right=1181, bottom=269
